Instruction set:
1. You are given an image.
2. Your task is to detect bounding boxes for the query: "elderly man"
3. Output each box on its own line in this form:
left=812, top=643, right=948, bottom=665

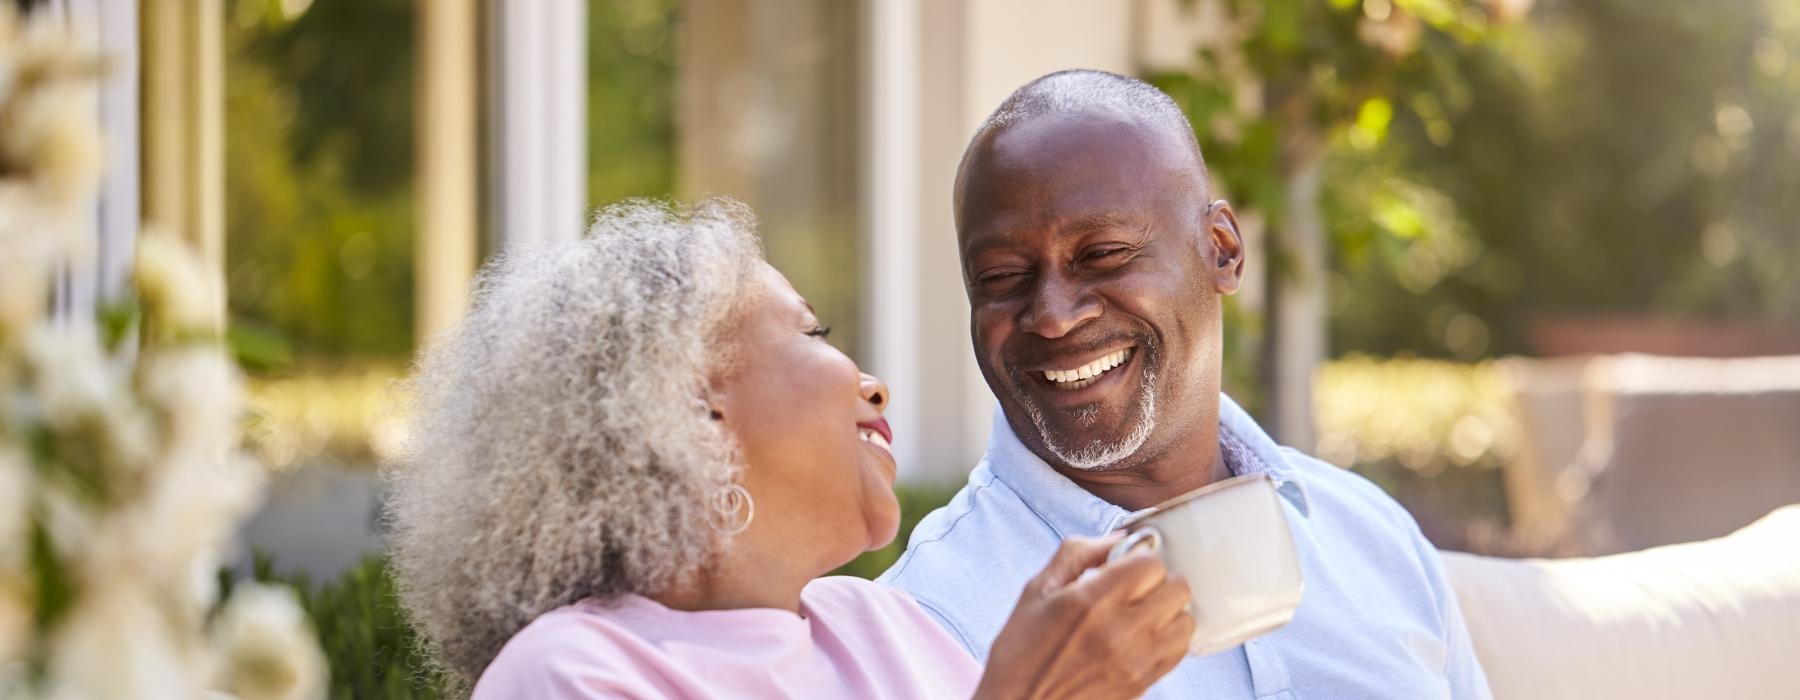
left=880, top=70, right=1491, bottom=698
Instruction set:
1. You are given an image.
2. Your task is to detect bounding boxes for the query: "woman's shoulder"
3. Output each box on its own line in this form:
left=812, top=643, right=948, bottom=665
left=801, top=576, right=982, bottom=687
left=801, top=576, right=952, bottom=637
left=803, top=575, right=912, bottom=609
left=471, top=600, right=653, bottom=699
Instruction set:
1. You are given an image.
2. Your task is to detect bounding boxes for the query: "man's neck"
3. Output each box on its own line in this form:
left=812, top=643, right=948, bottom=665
left=1053, top=420, right=1230, bottom=512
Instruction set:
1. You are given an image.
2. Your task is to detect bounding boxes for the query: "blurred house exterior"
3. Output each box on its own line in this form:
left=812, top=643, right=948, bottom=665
left=680, top=0, right=1257, bottom=484
left=55, top=1, right=1800, bottom=580
left=83, top=0, right=1247, bottom=486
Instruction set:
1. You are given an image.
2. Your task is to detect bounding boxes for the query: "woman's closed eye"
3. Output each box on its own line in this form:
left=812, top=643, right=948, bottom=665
left=806, top=325, right=833, bottom=339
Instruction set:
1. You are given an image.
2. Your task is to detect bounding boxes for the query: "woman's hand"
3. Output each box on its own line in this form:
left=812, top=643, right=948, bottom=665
left=974, top=535, right=1195, bottom=700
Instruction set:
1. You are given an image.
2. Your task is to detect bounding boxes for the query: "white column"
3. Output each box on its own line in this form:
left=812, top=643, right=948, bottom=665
left=93, top=0, right=139, bottom=305
left=863, top=0, right=924, bottom=481
left=415, top=0, right=479, bottom=343
left=489, top=0, right=588, bottom=251
left=866, top=0, right=1136, bottom=482
left=953, top=0, right=1135, bottom=464
left=48, top=0, right=140, bottom=328
left=142, top=0, right=224, bottom=327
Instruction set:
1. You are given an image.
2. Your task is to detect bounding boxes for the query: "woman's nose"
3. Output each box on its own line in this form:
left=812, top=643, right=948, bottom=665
left=859, top=372, right=889, bottom=412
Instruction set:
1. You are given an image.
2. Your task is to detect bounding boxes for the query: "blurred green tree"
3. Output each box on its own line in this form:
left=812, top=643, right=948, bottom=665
left=1342, top=0, right=1800, bottom=357
left=1147, top=0, right=1515, bottom=428
left=224, top=0, right=680, bottom=365
left=224, top=0, right=416, bottom=363
left=1152, top=0, right=1800, bottom=378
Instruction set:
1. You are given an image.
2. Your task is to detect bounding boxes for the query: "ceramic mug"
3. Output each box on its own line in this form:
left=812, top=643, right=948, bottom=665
left=1106, top=473, right=1305, bottom=656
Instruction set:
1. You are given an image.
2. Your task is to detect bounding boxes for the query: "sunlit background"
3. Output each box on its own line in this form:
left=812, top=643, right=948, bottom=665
left=23, top=0, right=1800, bottom=696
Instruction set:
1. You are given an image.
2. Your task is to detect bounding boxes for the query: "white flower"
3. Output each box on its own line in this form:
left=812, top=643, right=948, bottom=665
left=138, top=346, right=243, bottom=461
left=115, top=451, right=264, bottom=613
left=0, top=78, right=102, bottom=207
left=0, top=6, right=104, bottom=207
left=0, top=446, right=26, bottom=569
left=46, top=583, right=204, bottom=700
left=17, top=327, right=157, bottom=482
left=211, top=584, right=327, bottom=700
left=0, top=452, right=28, bottom=667
left=0, top=451, right=26, bottom=663
left=134, top=230, right=221, bottom=332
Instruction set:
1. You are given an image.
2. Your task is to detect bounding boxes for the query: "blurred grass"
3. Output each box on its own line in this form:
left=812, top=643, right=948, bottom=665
left=1314, top=356, right=1516, bottom=550
left=1313, top=355, right=1516, bottom=476
left=244, top=364, right=406, bottom=472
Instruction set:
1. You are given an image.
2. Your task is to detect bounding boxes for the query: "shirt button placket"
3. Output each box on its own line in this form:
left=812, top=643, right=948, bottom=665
left=1243, top=637, right=1297, bottom=699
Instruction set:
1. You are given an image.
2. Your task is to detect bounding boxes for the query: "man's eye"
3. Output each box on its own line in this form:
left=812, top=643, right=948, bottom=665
left=978, top=271, right=1028, bottom=293
left=1084, top=246, right=1127, bottom=261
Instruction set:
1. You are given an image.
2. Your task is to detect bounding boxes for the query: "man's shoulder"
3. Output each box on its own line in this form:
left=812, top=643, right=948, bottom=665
left=1280, top=447, right=1423, bottom=533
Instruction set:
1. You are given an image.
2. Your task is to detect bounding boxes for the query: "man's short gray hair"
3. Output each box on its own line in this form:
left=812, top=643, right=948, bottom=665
left=385, top=198, right=764, bottom=683
left=977, top=68, right=1204, bottom=177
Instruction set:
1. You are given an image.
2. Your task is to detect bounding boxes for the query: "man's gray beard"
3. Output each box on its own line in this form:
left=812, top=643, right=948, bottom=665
left=1021, top=368, right=1157, bottom=471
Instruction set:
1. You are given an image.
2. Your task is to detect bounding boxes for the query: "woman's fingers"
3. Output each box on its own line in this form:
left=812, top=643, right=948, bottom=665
left=1156, top=603, right=1196, bottom=658
left=1034, top=534, right=1125, bottom=589
left=1072, top=550, right=1168, bottom=606
left=1136, top=573, right=1193, bottom=630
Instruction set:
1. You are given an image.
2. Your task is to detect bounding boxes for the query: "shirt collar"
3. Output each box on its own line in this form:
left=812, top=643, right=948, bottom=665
left=983, top=393, right=1311, bottom=539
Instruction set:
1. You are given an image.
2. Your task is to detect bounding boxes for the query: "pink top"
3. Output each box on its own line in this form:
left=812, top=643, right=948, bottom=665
left=472, top=576, right=984, bottom=699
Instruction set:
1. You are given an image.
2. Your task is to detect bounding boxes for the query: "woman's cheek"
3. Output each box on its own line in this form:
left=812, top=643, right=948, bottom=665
left=861, top=470, right=903, bottom=551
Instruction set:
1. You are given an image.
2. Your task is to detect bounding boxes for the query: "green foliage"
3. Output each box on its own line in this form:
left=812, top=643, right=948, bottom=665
left=223, top=0, right=682, bottom=364
left=587, top=0, right=680, bottom=205
left=224, top=0, right=417, bottom=362
left=1156, top=0, right=1800, bottom=361
left=1360, top=0, right=1800, bottom=354
left=236, top=552, right=447, bottom=699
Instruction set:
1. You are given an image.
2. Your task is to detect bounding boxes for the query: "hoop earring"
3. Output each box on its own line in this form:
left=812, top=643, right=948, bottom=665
left=712, top=483, right=754, bottom=536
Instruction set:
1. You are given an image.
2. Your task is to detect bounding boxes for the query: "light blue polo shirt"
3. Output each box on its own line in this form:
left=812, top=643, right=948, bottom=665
left=879, top=395, right=1491, bottom=699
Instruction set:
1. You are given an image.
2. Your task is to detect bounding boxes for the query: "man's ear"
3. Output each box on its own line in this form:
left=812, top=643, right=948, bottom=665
left=1207, top=200, right=1246, bottom=295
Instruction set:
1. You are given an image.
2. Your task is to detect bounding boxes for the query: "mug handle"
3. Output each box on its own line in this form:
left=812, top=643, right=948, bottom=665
left=1106, top=526, right=1163, bottom=562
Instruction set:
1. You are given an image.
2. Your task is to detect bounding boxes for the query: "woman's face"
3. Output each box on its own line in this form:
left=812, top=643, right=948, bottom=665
left=709, top=262, right=899, bottom=574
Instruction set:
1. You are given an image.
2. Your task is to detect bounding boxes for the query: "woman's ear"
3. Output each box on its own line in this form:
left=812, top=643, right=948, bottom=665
left=1207, top=200, right=1246, bottom=295
left=697, top=395, right=725, bottom=421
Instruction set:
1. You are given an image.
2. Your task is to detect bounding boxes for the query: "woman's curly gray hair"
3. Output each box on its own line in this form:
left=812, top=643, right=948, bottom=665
left=385, top=198, right=764, bottom=683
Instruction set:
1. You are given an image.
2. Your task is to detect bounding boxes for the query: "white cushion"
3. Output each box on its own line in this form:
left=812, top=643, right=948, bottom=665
left=1443, top=505, right=1800, bottom=699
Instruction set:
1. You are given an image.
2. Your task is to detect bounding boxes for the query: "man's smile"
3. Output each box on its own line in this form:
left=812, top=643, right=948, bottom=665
left=1017, top=344, right=1142, bottom=405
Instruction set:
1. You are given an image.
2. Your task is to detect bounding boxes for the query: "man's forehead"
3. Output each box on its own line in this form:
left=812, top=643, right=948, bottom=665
left=980, top=109, right=1178, bottom=173
left=957, top=115, right=1190, bottom=245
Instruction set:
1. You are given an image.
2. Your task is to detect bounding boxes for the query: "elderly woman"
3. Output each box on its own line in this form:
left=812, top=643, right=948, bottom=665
left=386, top=199, right=1194, bottom=699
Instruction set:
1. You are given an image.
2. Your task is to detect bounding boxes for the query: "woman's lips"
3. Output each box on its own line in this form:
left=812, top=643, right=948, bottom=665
left=857, top=417, right=893, bottom=446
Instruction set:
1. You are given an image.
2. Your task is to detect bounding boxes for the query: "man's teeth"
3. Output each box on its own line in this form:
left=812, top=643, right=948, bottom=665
left=1043, top=349, right=1132, bottom=385
left=860, top=429, right=891, bottom=451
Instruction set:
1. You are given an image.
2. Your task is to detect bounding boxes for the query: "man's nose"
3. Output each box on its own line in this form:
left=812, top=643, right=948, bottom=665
left=1018, top=274, right=1101, bottom=339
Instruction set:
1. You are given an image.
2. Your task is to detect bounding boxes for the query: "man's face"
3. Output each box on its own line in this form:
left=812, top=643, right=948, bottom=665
left=956, top=111, right=1242, bottom=472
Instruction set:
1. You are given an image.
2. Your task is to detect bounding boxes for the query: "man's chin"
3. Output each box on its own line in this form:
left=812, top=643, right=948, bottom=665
left=1022, top=400, right=1156, bottom=472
